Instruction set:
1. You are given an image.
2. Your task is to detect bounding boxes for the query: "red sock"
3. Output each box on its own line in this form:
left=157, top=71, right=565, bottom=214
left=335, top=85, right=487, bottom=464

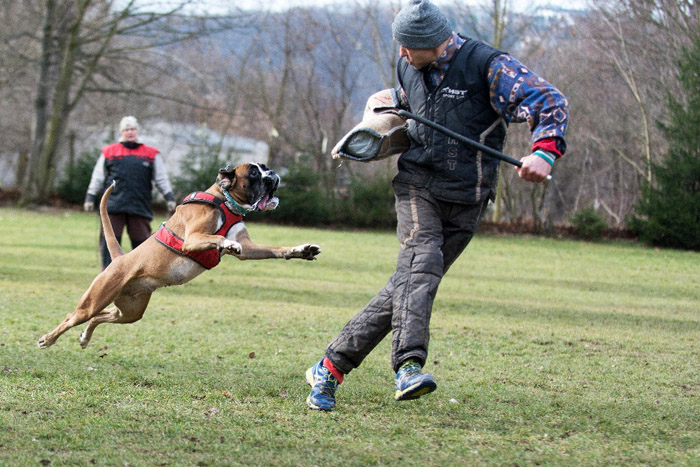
left=323, top=357, right=344, bottom=384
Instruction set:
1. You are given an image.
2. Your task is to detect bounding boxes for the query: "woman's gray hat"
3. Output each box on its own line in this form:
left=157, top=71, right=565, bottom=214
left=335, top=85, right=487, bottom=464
left=392, top=0, right=452, bottom=49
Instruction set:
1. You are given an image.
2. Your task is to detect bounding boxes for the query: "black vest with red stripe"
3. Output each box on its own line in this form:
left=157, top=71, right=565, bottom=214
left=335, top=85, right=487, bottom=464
left=101, top=142, right=160, bottom=219
left=154, top=192, right=243, bottom=269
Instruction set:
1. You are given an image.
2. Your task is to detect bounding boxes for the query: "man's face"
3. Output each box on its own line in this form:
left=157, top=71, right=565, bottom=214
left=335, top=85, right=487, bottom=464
left=121, top=126, right=138, bottom=142
left=399, top=45, right=441, bottom=69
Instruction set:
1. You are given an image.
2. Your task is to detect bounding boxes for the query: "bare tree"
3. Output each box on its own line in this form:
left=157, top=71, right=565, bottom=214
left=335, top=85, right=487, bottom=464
left=588, top=11, right=656, bottom=183
left=0, top=1, right=43, bottom=189
left=354, top=0, right=400, bottom=90
left=560, top=0, right=700, bottom=226
left=589, top=0, right=698, bottom=180
left=451, top=0, right=536, bottom=51
left=448, top=0, right=555, bottom=227
left=245, top=6, right=370, bottom=180
left=14, top=0, right=246, bottom=205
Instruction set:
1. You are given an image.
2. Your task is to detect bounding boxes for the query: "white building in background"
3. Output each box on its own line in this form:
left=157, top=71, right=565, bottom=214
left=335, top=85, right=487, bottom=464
left=140, top=121, right=269, bottom=177
left=0, top=121, right=268, bottom=189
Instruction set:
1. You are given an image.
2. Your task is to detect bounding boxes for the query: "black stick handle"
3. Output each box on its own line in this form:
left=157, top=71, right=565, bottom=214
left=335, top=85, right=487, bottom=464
left=397, top=110, right=523, bottom=168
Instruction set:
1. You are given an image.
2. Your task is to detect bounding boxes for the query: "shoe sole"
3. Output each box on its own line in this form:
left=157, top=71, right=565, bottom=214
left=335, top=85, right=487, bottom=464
left=306, top=395, right=333, bottom=412
left=395, top=380, right=437, bottom=401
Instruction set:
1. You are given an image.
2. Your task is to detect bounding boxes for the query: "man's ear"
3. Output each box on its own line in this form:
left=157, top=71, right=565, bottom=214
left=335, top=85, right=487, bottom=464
left=217, top=165, right=236, bottom=190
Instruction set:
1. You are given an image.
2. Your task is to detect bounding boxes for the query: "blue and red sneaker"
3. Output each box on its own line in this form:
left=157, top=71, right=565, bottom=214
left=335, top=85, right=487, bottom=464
left=305, top=359, right=339, bottom=411
left=394, top=359, right=437, bottom=401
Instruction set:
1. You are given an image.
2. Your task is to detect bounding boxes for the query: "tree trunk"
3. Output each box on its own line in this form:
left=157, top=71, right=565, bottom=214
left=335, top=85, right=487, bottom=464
left=20, top=0, right=55, bottom=205
left=21, top=0, right=89, bottom=204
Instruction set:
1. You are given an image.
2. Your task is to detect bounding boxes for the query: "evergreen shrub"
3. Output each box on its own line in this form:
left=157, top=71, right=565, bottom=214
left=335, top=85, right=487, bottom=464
left=339, top=174, right=395, bottom=229
left=254, top=162, right=333, bottom=226
left=57, top=150, right=100, bottom=204
left=631, top=37, right=700, bottom=250
left=172, top=137, right=229, bottom=200
left=569, top=206, right=608, bottom=240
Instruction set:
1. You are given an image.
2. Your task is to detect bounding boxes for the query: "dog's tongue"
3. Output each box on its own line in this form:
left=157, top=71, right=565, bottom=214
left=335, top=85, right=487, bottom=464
left=257, top=195, right=279, bottom=211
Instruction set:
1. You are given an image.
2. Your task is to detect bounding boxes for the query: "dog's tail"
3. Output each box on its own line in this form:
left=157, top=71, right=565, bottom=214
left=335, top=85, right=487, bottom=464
left=99, top=181, right=125, bottom=260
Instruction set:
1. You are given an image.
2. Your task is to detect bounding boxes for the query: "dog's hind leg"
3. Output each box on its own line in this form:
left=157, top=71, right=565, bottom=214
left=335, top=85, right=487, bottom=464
left=38, top=269, right=128, bottom=349
left=79, top=293, right=152, bottom=349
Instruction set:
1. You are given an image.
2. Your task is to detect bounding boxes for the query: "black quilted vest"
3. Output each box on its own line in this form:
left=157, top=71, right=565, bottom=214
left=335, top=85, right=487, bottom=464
left=394, top=37, right=506, bottom=204
left=101, top=142, right=158, bottom=219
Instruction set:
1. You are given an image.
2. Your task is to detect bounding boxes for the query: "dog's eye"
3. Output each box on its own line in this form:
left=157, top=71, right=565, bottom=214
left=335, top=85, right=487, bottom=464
left=249, top=167, right=259, bottom=178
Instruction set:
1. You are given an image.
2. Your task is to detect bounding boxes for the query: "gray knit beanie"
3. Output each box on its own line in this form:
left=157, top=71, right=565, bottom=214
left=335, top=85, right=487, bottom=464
left=119, top=116, right=139, bottom=132
left=392, top=0, right=452, bottom=49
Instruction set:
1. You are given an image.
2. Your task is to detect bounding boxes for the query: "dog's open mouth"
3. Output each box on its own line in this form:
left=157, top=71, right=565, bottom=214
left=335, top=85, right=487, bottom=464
left=256, top=193, right=279, bottom=211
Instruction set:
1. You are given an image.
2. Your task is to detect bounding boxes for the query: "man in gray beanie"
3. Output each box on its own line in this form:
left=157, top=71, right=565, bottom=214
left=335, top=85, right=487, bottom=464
left=306, top=0, right=570, bottom=411
left=391, top=0, right=452, bottom=49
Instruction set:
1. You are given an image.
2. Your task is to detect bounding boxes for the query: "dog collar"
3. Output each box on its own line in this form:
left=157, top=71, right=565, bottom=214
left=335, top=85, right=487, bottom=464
left=220, top=186, right=252, bottom=216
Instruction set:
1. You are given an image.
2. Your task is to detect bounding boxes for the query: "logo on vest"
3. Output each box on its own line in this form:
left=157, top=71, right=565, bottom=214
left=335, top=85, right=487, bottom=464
left=441, top=87, right=468, bottom=99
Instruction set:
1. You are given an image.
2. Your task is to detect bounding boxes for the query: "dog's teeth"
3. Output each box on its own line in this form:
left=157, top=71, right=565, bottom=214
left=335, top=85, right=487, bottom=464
left=265, top=197, right=279, bottom=211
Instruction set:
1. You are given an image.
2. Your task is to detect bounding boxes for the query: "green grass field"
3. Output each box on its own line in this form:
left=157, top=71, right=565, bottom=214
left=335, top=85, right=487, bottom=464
left=0, top=207, right=698, bottom=465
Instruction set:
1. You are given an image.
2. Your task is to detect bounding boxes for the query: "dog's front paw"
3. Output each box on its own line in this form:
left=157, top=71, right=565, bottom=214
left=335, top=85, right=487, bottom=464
left=220, top=239, right=242, bottom=255
left=287, top=244, right=321, bottom=260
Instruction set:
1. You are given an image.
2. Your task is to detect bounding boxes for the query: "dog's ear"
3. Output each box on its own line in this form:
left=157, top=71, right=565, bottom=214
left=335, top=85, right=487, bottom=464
left=217, top=165, right=236, bottom=189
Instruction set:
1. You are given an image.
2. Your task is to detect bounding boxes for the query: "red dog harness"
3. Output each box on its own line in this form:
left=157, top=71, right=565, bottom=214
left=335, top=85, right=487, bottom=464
left=154, top=192, right=243, bottom=269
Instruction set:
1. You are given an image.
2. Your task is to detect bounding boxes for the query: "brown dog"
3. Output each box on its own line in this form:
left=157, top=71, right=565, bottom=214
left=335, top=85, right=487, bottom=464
left=38, top=163, right=320, bottom=349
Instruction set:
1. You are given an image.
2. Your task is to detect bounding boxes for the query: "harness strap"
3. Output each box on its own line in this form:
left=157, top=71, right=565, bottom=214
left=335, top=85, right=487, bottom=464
left=153, top=191, right=243, bottom=270
left=183, top=192, right=244, bottom=236
left=154, top=225, right=220, bottom=269
left=183, top=191, right=225, bottom=210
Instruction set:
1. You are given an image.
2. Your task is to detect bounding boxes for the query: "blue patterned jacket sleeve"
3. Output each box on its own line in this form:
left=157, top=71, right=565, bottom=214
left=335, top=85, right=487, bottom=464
left=488, top=54, right=569, bottom=156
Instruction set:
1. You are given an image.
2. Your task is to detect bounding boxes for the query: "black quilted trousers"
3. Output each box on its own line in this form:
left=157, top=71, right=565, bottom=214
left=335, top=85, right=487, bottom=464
left=326, top=182, right=488, bottom=374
